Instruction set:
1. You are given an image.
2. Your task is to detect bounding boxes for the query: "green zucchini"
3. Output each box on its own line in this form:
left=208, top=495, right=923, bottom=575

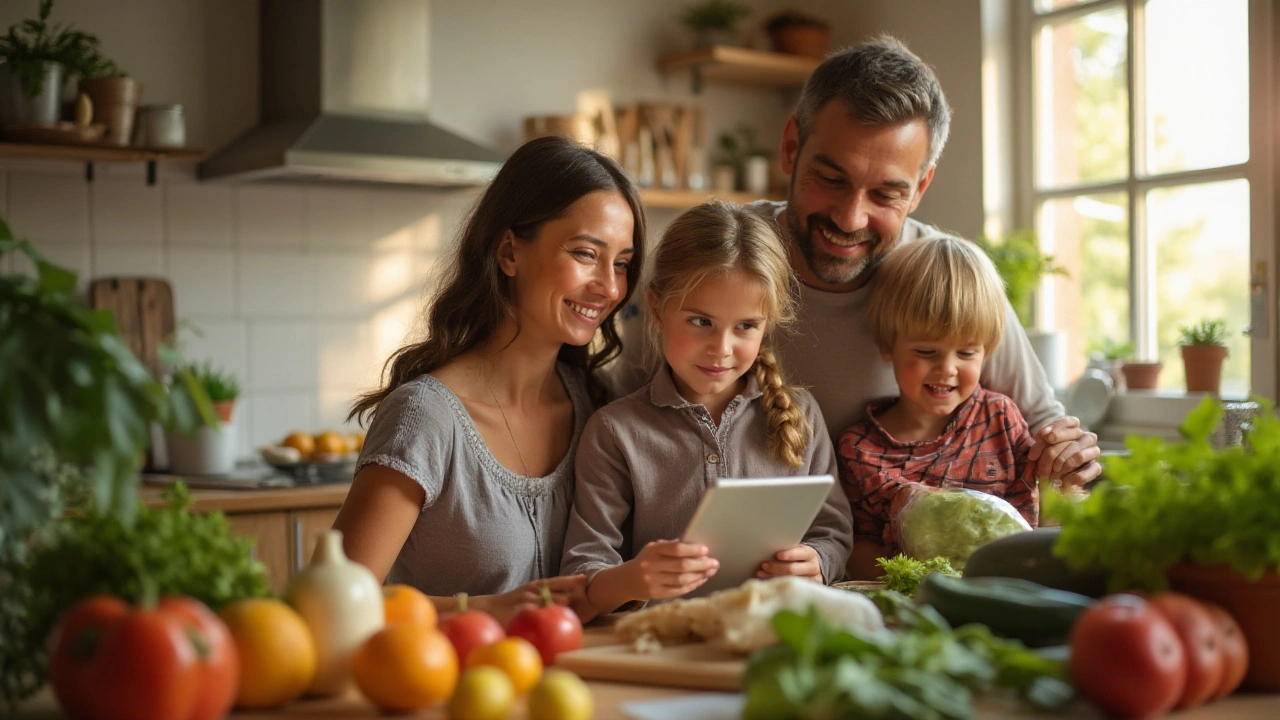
left=963, top=527, right=1109, bottom=598
left=914, top=573, right=1093, bottom=647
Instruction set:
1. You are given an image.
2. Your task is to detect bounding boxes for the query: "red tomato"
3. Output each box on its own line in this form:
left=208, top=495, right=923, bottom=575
left=1070, top=594, right=1186, bottom=719
left=48, top=594, right=233, bottom=720
left=506, top=589, right=583, bottom=666
left=439, top=594, right=505, bottom=665
left=158, top=597, right=239, bottom=720
left=1203, top=603, right=1249, bottom=699
left=1148, top=593, right=1224, bottom=709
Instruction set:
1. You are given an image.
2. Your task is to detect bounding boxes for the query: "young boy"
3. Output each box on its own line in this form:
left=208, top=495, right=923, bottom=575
left=837, top=234, right=1039, bottom=579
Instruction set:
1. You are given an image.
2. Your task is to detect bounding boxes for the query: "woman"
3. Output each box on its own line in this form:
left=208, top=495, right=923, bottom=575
left=334, top=135, right=646, bottom=622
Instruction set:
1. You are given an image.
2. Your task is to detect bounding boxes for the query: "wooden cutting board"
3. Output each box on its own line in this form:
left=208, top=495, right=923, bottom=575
left=89, top=277, right=175, bottom=377
left=556, top=641, right=745, bottom=692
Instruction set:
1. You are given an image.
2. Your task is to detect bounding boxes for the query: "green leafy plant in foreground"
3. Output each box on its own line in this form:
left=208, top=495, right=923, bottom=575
left=877, top=554, right=959, bottom=597
left=1046, top=396, right=1280, bottom=592
left=741, top=594, right=1073, bottom=720
left=0, top=483, right=270, bottom=708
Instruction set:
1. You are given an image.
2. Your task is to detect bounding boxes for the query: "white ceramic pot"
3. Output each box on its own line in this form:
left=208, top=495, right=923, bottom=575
left=166, top=420, right=237, bottom=476
left=744, top=155, right=771, bottom=194
left=1026, top=328, right=1066, bottom=391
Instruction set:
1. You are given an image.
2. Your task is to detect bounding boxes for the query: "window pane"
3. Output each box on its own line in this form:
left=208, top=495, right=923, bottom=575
left=1144, top=0, right=1248, bottom=174
left=1040, top=193, right=1130, bottom=384
left=1148, top=180, right=1250, bottom=396
left=1035, top=8, right=1129, bottom=188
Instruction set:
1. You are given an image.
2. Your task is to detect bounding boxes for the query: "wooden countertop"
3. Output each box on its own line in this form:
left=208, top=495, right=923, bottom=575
left=139, top=482, right=351, bottom=514
left=17, top=626, right=1280, bottom=720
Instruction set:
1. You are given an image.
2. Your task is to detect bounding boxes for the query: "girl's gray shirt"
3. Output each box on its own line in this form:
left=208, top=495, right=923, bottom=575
left=560, top=366, right=854, bottom=586
left=355, top=363, right=591, bottom=597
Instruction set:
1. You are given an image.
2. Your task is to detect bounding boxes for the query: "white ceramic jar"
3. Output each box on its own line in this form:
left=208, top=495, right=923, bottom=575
left=137, top=104, right=185, bottom=148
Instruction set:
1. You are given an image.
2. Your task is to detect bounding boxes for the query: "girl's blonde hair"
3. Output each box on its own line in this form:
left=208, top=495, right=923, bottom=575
left=867, top=233, right=1006, bottom=355
left=646, top=201, right=810, bottom=468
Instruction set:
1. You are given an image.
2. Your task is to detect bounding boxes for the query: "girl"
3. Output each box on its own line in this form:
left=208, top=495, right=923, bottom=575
left=333, top=135, right=646, bottom=622
left=837, top=234, right=1040, bottom=579
left=561, top=201, right=853, bottom=614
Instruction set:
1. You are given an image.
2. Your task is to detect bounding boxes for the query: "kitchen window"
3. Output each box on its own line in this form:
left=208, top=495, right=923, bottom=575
left=1015, top=0, right=1274, bottom=398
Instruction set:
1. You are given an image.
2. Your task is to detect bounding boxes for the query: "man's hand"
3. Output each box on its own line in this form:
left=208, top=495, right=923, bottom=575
left=758, top=544, right=823, bottom=583
left=1029, top=416, right=1102, bottom=487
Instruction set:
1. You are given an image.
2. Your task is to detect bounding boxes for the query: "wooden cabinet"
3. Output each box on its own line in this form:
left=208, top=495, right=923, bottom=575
left=141, top=483, right=350, bottom=594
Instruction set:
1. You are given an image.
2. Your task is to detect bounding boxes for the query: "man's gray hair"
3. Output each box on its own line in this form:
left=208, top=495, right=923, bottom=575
left=794, top=35, right=951, bottom=172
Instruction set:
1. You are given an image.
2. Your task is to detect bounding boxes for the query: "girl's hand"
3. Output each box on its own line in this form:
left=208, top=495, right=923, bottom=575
left=758, top=544, right=822, bottom=583
left=628, top=540, right=719, bottom=600
left=476, top=574, right=587, bottom=625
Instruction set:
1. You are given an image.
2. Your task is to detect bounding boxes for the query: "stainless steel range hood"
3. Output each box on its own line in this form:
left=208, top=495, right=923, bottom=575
left=199, top=0, right=501, bottom=188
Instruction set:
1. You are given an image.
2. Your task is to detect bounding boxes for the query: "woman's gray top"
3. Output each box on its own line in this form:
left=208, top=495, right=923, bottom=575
left=355, top=363, right=591, bottom=597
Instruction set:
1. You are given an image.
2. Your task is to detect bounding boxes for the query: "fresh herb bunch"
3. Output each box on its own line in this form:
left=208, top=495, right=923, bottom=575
left=1, top=483, right=270, bottom=708
left=877, top=555, right=959, bottom=597
left=0, top=0, right=110, bottom=97
left=1178, top=318, right=1229, bottom=347
left=974, top=230, right=1068, bottom=328
left=1046, top=397, right=1280, bottom=592
left=741, top=594, right=1073, bottom=720
left=680, top=0, right=750, bottom=31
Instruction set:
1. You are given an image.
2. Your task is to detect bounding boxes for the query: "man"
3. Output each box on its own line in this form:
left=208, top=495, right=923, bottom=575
left=608, top=37, right=1100, bottom=487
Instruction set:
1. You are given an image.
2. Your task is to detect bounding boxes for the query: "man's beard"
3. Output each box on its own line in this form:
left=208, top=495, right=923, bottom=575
left=787, top=209, right=888, bottom=286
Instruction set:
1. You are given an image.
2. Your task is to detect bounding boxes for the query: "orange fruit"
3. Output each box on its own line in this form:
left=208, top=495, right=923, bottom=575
left=352, top=624, right=458, bottom=712
left=466, top=637, right=543, bottom=695
left=280, top=431, right=315, bottom=460
left=383, top=584, right=437, bottom=628
left=218, top=597, right=317, bottom=709
left=314, top=430, right=349, bottom=455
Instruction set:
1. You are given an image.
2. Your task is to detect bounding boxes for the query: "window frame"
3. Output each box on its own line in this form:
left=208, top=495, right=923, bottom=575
left=1010, top=0, right=1277, bottom=399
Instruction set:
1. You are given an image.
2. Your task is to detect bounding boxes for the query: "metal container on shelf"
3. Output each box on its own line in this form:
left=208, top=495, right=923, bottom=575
left=135, top=103, right=186, bottom=148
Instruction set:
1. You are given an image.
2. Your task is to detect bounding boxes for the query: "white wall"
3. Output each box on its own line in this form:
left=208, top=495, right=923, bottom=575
left=0, top=0, right=988, bottom=458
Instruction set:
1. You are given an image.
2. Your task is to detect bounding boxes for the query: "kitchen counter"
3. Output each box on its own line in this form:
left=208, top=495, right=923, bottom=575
left=140, top=481, right=351, bottom=514
left=16, top=625, right=1280, bottom=720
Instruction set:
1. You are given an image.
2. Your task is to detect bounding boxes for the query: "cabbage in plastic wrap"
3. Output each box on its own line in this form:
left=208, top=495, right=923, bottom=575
left=898, top=488, right=1031, bottom=570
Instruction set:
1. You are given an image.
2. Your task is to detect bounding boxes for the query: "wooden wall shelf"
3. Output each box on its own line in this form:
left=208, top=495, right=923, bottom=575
left=639, top=188, right=783, bottom=210
left=0, top=141, right=205, bottom=184
left=657, top=46, right=819, bottom=92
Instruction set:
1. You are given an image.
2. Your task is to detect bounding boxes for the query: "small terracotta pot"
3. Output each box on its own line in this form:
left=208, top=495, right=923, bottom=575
left=1182, top=344, right=1228, bottom=394
left=79, top=76, right=142, bottom=146
left=768, top=25, right=831, bottom=58
left=213, top=400, right=236, bottom=424
left=1120, top=361, right=1162, bottom=390
left=1166, top=562, right=1280, bottom=692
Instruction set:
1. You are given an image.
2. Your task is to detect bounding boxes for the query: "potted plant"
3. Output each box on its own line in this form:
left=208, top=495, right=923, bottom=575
left=679, top=0, right=751, bottom=50
left=764, top=10, right=831, bottom=59
left=1045, top=397, right=1280, bottom=691
left=975, top=230, right=1069, bottom=387
left=1088, top=337, right=1135, bottom=391
left=76, top=52, right=140, bottom=147
left=166, top=361, right=240, bottom=476
left=0, top=0, right=102, bottom=126
left=716, top=123, right=769, bottom=193
left=1178, top=318, right=1229, bottom=394
left=1119, top=357, right=1162, bottom=390
left=0, top=214, right=221, bottom=709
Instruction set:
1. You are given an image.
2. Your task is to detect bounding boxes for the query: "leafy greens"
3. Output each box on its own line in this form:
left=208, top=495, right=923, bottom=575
left=877, top=554, right=958, bottom=597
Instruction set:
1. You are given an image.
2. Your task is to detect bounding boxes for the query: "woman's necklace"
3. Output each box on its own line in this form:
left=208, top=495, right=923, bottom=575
left=484, top=359, right=531, bottom=477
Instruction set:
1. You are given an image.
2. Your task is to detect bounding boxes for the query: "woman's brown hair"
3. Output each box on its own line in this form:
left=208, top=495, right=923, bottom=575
left=351, top=135, right=646, bottom=424
left=646, top=201, right=809, bottom=468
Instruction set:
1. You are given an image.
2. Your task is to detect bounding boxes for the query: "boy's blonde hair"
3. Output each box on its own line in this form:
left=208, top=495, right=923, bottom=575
left=868, top=234, right=1006, bottom=355
left=647, top=201, right=810, bottom=468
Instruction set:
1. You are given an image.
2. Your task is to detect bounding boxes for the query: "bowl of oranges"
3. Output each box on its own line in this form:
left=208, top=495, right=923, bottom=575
left=261, top=430, right=366, bottom=483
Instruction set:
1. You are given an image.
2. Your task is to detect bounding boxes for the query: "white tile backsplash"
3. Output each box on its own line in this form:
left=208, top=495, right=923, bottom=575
left=92, top=245, right=166, bottom=278
left=306, top=187, right=373, bottom=249
left=238, top=251, right=313, bottom=317
left=92, top=181, right=163, bottom=246
left=169, top=248, right=236, bottom=316
left=248, top=321, right=318, bottom=390
left=166, top=182, right=233, bottom=247
left=310, top=252, right=374, bottom=318
left=248, top=390, right=315, bottom=452
left=3, top=162, right=461, bottom=457
left=236, top=186, right=306, bottom=250
left=9, top=173, right=90, bottom=243
left=316, top=321, right=378, bottom=390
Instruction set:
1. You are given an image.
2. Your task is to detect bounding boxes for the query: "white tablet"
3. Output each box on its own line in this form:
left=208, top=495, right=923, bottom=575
left=680, top=475, right=836, bottom=598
